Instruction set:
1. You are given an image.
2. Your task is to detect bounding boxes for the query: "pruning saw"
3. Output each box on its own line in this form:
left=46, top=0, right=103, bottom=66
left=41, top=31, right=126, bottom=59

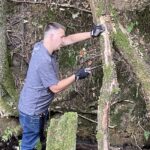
left=85, top=65, right=101, bottom=72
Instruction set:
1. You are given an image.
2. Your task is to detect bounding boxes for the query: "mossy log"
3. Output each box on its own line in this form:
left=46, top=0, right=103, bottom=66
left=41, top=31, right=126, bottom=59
left=89, top=1, right=119, bottom=149
left=113, top=25, right=150, bottom=114
left=0, top=0, right=18, bottom=117
left=46, top=112, right=78, bottom=150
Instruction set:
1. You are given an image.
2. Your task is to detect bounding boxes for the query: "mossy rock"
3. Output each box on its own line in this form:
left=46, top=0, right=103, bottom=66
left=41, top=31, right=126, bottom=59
left=46, top=112, right=78, bottom=150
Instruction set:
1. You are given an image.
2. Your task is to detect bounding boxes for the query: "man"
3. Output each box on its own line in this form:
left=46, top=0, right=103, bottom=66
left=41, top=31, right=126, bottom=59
left=18, top=22, right=104, bottom=150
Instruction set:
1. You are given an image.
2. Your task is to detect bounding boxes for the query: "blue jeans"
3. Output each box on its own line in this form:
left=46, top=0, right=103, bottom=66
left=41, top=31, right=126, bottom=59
left=19, top=111, right=49, bottom=150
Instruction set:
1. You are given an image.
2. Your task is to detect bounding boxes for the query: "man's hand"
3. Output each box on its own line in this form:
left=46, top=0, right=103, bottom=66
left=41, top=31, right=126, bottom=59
left=91, top=24, right=105, bottom=37
left=75, top=68, right=90, bottom=81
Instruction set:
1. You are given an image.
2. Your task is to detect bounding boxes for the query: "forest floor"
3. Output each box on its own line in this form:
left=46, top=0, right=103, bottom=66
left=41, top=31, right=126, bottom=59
left=0, top=136, right=150, bottom=150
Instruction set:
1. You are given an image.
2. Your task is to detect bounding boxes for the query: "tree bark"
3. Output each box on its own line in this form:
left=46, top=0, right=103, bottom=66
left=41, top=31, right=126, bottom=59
left=0, top=0, right=18, bottom=117
left=46, top=112, right=78, bottom=150
left=89, top=0, right=119, bottom=149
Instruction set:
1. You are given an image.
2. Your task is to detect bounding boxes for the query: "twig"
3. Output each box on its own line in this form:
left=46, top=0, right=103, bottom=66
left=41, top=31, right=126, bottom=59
left=9, top=0, right=47, bottom=4
left=108, top=125, right=117, bottom=129
left=50, top=107, right=97, bottom=114
left=111, top=99, right=134, bottom=106
left=78, top=114, right=97, bottom=124
left=9, top=0, right=92, bottom=13
left=138, top=121, right=145, bottom=131
left=51, top=2, right=91, bottom=13
left=133, top=134, right=142, bottom=150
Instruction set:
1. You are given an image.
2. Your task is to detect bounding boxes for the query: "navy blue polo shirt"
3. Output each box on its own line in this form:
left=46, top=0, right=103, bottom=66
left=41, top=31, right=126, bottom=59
left=18, top=41, right=59, bottom=115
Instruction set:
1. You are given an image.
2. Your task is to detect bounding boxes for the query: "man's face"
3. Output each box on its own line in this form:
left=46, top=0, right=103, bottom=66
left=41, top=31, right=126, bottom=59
left=51, top=28, right=65, bottom=51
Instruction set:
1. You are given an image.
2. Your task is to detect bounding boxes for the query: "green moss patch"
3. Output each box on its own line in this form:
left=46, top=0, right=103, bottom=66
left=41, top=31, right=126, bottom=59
left=113, top=29, right=150, bottom=104
left=46, top=112, right=78, bottom=150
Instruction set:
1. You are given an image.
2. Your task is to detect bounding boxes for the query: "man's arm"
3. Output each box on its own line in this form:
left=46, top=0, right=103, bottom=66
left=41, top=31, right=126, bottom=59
left=62, top=24, right=105, bottom=46
left=50, top=75, right=75, bottom=93
left=62, top=32, right=91, bottom=46
left=49, top=68, right=90, bottom=93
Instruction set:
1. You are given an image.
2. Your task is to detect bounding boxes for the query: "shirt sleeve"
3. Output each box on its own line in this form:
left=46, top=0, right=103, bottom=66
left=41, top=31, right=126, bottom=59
left=37, top=61, right=59, bottom=88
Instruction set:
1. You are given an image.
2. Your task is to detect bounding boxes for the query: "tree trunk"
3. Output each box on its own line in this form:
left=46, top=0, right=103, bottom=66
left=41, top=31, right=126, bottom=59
left=89, top=0, right=119, bottom=149
left=89, top=0, right=150, bottom=115
left=46, top=112, right=78, bottom=150
left=88, top=0, right=150, bottom=148
left=0, top=0, right=18, bottom=117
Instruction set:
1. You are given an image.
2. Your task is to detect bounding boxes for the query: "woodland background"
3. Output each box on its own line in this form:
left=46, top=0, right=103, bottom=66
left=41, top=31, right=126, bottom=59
left=0, top=0, right=150, bottom=150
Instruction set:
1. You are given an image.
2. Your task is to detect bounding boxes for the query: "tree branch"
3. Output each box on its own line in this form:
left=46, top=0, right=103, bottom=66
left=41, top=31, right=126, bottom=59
left=9, top=0, right=92, bottom=13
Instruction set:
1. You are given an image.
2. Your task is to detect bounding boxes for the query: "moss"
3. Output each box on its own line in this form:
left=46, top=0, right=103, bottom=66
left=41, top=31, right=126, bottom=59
left=103, top=64, right=113, bottom=81
left=96, top=131, right=103, bottom=140
left=35, top=139, right=42, bottom=150
left=0, top=51, right=18, bottom=117
left=46, top=112, right=78, bottom=150
left=110, top=6, right=118, bottom=22
left=96, top=1, right=105, bottom=16
left=98, top=64, right=117, bottom=102
left=113, top=30, right=133, bottom=57
left=0, top=97, right=18, bottom=116
left=2, top=125, right=20, bottom=142
left=113, top=28, right=150, bottom=95
left=0, top=0, right=18, bottom=117
left=2, top=58, right=18, bottom=102
left=112, top=87, right=120, bottom=95
left=96, top=0, right=112, bottom=17
left=113, top=28, right=137, bottom=63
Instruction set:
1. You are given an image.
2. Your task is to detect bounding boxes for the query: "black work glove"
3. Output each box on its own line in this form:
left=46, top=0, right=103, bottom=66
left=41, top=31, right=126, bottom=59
left=91, top=24, right=105, bottom=37
left=75, top=68, right=90, bottom=80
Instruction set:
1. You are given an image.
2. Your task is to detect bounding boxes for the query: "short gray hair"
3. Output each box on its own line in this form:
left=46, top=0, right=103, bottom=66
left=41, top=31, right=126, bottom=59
left=44, top=22, right=65, bottom=36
